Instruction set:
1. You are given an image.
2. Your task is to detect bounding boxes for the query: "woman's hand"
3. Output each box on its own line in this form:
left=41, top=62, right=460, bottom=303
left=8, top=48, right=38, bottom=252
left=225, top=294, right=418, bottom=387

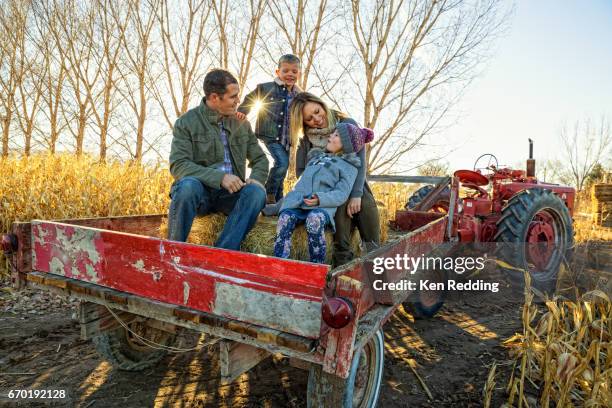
left=346, top=197, right=362, bottom=218
left=303, top=194, right=319, bottom=206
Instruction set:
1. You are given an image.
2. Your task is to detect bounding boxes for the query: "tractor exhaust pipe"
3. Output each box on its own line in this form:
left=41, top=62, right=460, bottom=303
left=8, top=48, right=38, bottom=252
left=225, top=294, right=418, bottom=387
left=526, top=138, right=535, bottom=177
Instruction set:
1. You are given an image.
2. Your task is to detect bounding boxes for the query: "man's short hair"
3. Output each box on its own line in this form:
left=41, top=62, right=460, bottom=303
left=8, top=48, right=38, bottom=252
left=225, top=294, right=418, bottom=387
left=203, top=69, right=238, bottom=99
left=278, top=54, right=301, bottom=69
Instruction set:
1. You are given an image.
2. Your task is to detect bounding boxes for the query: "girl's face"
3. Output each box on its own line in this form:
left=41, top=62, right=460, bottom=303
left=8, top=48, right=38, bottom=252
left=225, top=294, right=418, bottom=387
left=326, top=130, right=343, bottom=153
left=302, top=102, right=328, bottom=129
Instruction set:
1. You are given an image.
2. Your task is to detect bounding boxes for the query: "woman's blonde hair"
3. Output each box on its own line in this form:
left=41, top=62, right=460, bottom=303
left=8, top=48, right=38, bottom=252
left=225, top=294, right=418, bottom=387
left=288, top=92, right=348, bottom=173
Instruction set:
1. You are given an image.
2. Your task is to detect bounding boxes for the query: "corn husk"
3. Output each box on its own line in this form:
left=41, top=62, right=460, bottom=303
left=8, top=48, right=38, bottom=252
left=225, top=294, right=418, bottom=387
left=503, top=281, right=611, bottom=407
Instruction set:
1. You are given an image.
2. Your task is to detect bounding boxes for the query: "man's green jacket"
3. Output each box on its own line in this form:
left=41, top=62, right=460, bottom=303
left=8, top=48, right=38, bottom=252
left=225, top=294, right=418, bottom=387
left=169, top=99, right=269, bottom=189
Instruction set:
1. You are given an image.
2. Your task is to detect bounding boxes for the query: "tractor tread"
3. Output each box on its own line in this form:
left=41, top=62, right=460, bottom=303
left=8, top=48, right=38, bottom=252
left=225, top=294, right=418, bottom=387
left=494, top=188, right=574, bottom=292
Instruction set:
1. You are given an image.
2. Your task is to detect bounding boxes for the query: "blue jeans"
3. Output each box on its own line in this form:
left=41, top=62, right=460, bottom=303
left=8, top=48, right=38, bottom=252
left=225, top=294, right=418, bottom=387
left=167, top=177, right=266, bottom=250
left=264, top=143, right=289, bottom=201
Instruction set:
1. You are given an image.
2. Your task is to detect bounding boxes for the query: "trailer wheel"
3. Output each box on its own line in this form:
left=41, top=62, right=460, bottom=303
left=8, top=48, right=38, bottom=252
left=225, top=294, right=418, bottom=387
left=307, top=329, right=384, bottom=408
left=93, top=320, right=176, bottom=371
left=405, top=185, right=450, bottom=213
left=494, top=188, right=574, bottom=293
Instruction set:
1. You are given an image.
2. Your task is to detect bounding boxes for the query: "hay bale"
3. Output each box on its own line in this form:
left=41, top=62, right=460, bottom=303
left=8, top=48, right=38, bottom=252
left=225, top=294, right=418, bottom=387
left=159, top=204, right=388, bottom=264
left=592, top=184, right=612, bottom=227
left=159, top=214, right=362, bottom=264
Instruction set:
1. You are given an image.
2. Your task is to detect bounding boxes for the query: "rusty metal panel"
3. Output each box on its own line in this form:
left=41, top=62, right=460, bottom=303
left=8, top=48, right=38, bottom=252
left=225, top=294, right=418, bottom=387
left=31, top=220, right=329, bottom=338
left=214, top=282, right=322, bottom=338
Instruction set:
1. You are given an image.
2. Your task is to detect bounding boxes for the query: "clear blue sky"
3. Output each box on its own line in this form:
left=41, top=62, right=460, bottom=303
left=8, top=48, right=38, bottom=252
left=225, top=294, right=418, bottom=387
left=444, top=0, right=612, bottom=171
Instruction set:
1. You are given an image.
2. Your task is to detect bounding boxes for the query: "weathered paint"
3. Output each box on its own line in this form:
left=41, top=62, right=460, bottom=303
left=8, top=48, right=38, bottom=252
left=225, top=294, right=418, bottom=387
left=183, top=281, right=190, bottom=305
left=31, top=220, right=329, bottom=338
left=214, top=282, right=322, bottom=338
left=33, top=223, right=104, bottom=284
left=322, top=275, right=364, bottom=378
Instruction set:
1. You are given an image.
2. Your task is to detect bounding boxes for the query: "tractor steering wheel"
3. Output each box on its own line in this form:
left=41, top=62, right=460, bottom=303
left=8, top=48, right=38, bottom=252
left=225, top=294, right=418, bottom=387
left=473, top=154, right=499, bottom=176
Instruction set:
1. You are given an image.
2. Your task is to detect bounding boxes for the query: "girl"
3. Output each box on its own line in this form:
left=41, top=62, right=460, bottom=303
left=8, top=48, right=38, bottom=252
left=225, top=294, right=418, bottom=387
left=289, top=92, right=381, bottom=266
left=274, top=123, right=374, bottom=263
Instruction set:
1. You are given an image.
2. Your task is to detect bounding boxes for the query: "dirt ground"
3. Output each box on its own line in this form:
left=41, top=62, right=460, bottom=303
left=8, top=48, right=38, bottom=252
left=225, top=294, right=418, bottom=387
left=0, top=281, right=528, bottom=408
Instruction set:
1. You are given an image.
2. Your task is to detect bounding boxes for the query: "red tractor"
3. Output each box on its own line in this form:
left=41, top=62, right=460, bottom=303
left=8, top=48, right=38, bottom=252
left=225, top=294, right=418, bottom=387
left=401, top=140, right=575, bottom=314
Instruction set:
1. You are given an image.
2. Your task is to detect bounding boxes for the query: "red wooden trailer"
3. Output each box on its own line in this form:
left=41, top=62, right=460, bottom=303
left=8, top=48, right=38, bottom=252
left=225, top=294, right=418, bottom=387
left=3, top=176, right=453, bottom=408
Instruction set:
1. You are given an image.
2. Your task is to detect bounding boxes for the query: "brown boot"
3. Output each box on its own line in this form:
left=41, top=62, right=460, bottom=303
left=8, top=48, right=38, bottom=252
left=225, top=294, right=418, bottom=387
left=266, top=194, right=276, bottom=204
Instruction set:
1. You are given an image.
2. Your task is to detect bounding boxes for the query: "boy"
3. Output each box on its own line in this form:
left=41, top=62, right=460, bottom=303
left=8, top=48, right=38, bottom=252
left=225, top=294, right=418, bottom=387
left=237, top=54, right=302, bottom=204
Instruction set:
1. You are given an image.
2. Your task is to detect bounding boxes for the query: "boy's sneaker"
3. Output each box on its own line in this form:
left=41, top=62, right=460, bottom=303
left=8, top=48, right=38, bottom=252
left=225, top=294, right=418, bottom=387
left=262, top=199, right=283, bottom=217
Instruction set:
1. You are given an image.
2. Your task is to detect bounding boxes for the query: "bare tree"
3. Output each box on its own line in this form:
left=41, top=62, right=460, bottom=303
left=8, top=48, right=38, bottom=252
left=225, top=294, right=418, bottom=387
left=211, top=0, right=230, bottom=69
left=41, top=0, right=100, bottom=156
left=348, top=0, right=509, bottom=174
left=212, top=0, right=267, bottom=90
left=15, top=50, right=44, bottom=155
left=154, top=0, right=214, bottom=129
left=235, top=0, right=267, bottom=89
left=266, top=0, right=338, bottom=90
left=31, top=4, right=67, bottom=154
left=83, top=0, right=130, bottom=161
left=117, top=0, right=160, bottom=162
left=12, top=3, right=47, bottom=155
left=417, top=159, right=449, bottom=176
left=559, top=117, right=612, bottom=191
left=0, top=0, right=29, bottom=156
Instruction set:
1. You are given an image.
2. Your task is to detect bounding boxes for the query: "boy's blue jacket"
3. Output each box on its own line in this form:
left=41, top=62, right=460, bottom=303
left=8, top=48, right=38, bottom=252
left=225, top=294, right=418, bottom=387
left=237, top=78, right=302, bottom=145
left=280, top=148, right=361, bottom=231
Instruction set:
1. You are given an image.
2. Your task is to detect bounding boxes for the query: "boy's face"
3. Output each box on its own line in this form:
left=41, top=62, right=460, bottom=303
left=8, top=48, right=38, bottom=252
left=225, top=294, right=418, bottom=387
left=326, top=130, right=343, bottom=154
left=276, top=62, right=301, bottom=87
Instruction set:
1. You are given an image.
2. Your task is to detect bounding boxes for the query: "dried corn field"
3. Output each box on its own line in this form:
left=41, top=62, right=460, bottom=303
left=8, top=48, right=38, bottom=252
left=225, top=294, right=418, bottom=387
left=0, top=154, right=173, bottom=233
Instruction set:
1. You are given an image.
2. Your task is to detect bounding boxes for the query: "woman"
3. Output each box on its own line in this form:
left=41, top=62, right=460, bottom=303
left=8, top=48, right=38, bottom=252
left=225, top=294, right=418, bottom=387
left=289, top=92, right=380, bottom=267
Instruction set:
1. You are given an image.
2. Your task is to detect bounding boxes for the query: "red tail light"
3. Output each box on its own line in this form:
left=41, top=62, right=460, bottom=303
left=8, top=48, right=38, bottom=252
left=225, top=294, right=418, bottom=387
left=1, top=233, right=17, bottom=254
left=322, top=297, right=355, bottom=329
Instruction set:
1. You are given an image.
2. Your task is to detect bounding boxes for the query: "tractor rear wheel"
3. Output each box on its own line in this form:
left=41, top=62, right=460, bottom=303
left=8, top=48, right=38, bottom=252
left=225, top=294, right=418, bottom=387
left=494, top=188, right=574, bottom=293
left=93, top=320, right=176, bottom=371
left=405, top=185, right=450, bottom=213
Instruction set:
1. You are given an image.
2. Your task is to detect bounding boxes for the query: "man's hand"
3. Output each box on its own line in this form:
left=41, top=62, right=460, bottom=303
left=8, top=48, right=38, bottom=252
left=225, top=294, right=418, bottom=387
left=235, top=112, right=247, bottom=121
left=346, top=197, right=362, bottom=218
left=221, top=174, right=245, bottom=194
left=246, top=178, right=265, bottom=191
left=303, top=194, right=319, bottom=206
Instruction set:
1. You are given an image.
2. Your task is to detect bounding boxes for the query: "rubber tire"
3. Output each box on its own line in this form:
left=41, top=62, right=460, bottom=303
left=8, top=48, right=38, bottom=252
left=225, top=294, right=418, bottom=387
left=405, top=185, right=451, bottom=210
left=403, top=296, right=444, bottom=319
left=494, top=188, right=574, bottom=293
left=307, top=330, right=384, bottom=408
left=93, top=325, right=176, bottom=371
left=402, top=270, right=448, bottom=320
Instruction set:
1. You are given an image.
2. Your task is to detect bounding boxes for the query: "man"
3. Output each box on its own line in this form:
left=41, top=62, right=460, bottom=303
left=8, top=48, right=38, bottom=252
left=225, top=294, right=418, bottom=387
left=167, top=69, right=268, bottom=250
